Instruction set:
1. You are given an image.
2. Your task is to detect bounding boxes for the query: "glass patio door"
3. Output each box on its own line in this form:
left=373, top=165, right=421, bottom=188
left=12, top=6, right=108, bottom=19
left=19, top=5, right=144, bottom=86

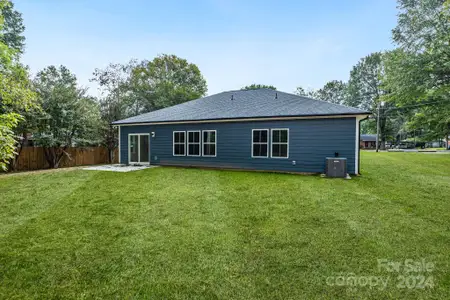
left=139, top=135, right=149, bottom=162
left=129, top=134, right=150, bottom=164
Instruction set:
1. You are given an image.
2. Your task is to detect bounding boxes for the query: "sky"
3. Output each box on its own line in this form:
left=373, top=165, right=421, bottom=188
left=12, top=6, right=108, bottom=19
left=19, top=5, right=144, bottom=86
left=15, top=0, right=398, bottom=96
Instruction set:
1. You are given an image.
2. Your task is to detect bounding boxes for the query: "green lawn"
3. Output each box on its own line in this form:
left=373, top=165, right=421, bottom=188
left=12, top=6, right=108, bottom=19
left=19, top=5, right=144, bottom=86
left=1, top=152, right=449, bottom=299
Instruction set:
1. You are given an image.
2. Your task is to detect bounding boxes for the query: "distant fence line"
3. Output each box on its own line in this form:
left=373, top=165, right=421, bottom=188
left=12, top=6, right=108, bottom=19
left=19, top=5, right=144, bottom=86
left=10, top=147, right=119, bottom=172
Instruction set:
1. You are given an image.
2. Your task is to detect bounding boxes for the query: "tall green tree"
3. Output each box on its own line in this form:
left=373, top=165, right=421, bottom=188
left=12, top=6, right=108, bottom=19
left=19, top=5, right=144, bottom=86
left=295, top=82, right=348, bottom=105
left=0, top=0, right=24, bottom=54
left=7, top=104, right=42, bottom=171
left=315, top=80, right=348, bottom=105
left=294, top=86, right=318, bottom=98
left=0, top=0, right=35, bottom=171
left=383, top=0, right=450, bottom=142
left=91, top=62, right=135, bottom=162
left=347, top=52, right=396, bottom=148
left=0, top=0, right=35, bottom=170
left=128, top=54, right=207, bottom=115
left=241, top=84, right=276, bottom=90
left=33, top=65, right=101, bottom=168
left=392, top=0, right=448, bottom=51
left=0, top=62, right=35, bottom=170
left=347, top=52, right=383, bottom=110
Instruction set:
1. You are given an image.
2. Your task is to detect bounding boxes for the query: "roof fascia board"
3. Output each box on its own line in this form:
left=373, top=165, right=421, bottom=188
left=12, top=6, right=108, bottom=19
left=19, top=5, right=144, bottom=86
left=113, top=113, right=371, bottom=126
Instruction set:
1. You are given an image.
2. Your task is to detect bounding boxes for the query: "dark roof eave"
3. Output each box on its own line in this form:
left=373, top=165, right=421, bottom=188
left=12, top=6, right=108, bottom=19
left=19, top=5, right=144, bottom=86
left=111, top=112, right=371, bottom=126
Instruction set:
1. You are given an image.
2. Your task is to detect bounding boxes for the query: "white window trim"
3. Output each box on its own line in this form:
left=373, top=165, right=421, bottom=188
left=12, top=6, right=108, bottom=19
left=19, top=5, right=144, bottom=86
left=270, top=128, right=289, bottom=159
left=173, top=131, right=186, bottom=156
left=187, top=130, right=201, bottom=157
left=202, top=130, right=217, bottom=157
left=128, top=133, right=150, bottom=165
left=251, top=129, right=269, bottom=158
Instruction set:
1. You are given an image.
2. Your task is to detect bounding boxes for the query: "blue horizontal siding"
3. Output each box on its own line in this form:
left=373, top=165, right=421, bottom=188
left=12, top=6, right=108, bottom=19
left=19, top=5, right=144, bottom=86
left=119, top=118, right=357, bottom=174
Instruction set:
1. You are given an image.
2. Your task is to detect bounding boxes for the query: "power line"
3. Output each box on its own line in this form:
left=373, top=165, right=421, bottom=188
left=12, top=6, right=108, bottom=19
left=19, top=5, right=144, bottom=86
left=380, top=100, right=450, bottom=114
left=382, top=100, right=450, bottom=110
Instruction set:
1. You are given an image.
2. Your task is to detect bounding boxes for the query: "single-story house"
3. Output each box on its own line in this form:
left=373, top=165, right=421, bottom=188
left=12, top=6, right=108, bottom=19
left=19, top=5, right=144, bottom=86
left=360, top=134, right=377, bottom=149
left=112, top=89, right=370, bottom=174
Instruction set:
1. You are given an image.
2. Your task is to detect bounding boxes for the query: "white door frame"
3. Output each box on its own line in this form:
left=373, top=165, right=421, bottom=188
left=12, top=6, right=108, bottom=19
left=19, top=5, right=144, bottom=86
left=128, top=133, right=150, bottom=165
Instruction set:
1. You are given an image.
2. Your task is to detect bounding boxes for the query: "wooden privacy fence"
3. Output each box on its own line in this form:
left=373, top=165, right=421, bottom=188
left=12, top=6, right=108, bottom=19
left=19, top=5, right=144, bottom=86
left=12, top=147, right=119, bottom=172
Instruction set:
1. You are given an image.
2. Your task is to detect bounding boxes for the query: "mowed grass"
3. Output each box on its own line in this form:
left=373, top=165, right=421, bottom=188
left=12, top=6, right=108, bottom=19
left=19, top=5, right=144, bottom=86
left=0, top=152, right=449, bottom=299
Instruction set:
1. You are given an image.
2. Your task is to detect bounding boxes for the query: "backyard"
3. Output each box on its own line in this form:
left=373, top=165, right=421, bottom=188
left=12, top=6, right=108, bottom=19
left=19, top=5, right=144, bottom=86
left=0, top=152, right=449, bottom=299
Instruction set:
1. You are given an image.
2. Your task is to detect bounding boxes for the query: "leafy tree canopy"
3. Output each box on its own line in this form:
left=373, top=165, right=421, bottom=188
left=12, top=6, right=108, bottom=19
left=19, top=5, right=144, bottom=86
left=91, top=62, right=137, bottom=162
left=315, top=80, right=348, bottom=105
left=294, top=86, right=318, bottom=98
left=241, top=84, right=276, bottom=90
left=392, top=0, right=449, bottom=51
left=33, top=65, right=101, bottom=168
left=0, top=0, right=24, bottom=55
left=347, top=52, right=384, bottom=111
left=91, top=61, right=136, bottom=122
left=127, top=54, right=207, bottom=115
left=0, top=0, right=35, bottom=170
left=292, top=1, right=450, bottom=144
left=383, top=0, right=450, bottom=140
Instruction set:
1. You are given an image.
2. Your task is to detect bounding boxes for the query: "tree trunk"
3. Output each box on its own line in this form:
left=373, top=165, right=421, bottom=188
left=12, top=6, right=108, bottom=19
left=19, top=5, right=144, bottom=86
left=106, top=126, right=117, bottom=164
left=8, top=133, right=27, bottom=172
left=108, top=148, right=115, bottom=164
left=54, top=153, right=61, bottom=168
left=55, top=146, right=69, bottom=168
left=43, top=147, right=68, bottom=168
left=43, top=147, right=55, bottom=168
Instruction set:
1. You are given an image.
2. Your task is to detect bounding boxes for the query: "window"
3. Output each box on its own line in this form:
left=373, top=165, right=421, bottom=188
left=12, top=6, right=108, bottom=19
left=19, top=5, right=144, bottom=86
left=187, top=131, right=201, bottom=156
left=173, top=131, right=186, bottom=156
left=252, top=129, right=269, bottom=158
left=271, top=129, right=289, bottom=158
left=202, top=130, right=216, bottom=157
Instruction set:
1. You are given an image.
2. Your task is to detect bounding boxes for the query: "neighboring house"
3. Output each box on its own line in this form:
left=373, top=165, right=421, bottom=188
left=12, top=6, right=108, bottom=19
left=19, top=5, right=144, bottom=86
left=429, top=141, right=442, bottom=148
left=112, top=89, right=370, bottom=174
left=360, top=134, right=377, bottom=149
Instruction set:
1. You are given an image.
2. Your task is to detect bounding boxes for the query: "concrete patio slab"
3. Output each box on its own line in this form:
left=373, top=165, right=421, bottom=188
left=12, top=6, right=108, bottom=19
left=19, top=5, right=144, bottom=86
left=83, top=164, right=159, bottom=172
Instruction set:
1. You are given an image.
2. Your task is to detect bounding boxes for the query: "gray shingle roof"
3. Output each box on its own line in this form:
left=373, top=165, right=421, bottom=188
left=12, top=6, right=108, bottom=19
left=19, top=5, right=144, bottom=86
left=360, top=134, right=377, bottom=141
left=112, top=89, right=370, bottom=125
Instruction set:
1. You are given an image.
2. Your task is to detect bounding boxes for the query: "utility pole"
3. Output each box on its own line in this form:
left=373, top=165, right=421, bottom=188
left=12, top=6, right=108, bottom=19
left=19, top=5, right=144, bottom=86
left=376, top=101, right=384, bottom=152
